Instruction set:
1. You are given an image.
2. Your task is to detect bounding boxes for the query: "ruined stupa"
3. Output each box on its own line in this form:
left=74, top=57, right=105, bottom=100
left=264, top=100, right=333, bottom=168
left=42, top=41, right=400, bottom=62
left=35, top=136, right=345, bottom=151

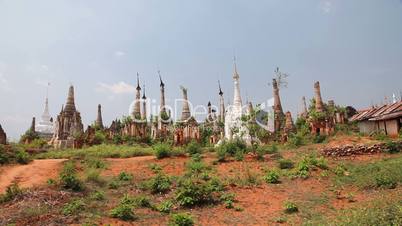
left=50, top=85, right=84, bottom=149
left=0, top=124, right=6, bottom=145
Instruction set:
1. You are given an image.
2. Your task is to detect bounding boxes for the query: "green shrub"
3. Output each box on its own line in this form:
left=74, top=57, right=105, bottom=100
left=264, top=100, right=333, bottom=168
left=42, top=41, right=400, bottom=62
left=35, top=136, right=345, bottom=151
left=385, top=141, right=401, bottom=154
left=118, top=171, right=133, bottom=181
left=154, top=143, right=172, bottom=159
left=278, top=159, right=294, bottom=169
left=186, top=141, right=202, bottom=155
left=91, top=190, right=105, bottom=201
left=264, top=170, right=280, bottom=184
left=288, top=133, right=304, bottom=147
left=255, top=146, right=266, bottom=161
left=220, top=193, right=236, bottom=209
left=284, top=201, right=298, bottom=214
left=84, top=157, right=107, bottom=169
left=175, top=176, right=222, bottom=207
left=216, top=139, right=247, bottom=162
left=62, top=199, right=85, bottom=215
left=186, top=159, right=209, bottom=175
left=169, top=213, right=194, bottom=226
left=375, top=174, right=397, bottom=189
left=110, top=203, right=136, bottom=221
left=59, top=161, right=84, bottom=191
left=333, top=164, right=346, bottom=176
left=313, top=135, right=327, bottom=144
left=145, top=173, right=172, bottom=194
left=371, top=131, right=388, bottom=141
left=108, top=180, right=120, bottom=189
left=133, top=195, right=153, bottom=208
left=148, top=163, right=163, bottom=173
left=0, top=183, right=23, bottom=203
left=15, top=149, right=31, bottom=164
left=157, top=200, right=173, bottom=213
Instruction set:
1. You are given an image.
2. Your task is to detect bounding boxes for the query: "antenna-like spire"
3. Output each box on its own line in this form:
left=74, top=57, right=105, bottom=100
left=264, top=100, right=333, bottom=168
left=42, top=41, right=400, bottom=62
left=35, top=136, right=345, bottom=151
left=136, top=73, right=141, bottom=90
left=218, top=80, right=223, bottom=96
left=142, top=84, right=146, bottom=99
left=233, top=56, right=239, bottom=79
left=158, top=70, right=165, bottom=87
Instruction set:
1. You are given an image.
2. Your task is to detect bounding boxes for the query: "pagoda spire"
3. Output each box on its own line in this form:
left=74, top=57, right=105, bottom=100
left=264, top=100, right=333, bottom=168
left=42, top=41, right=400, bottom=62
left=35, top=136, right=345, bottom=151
left=180, top=86, right=191, bottom=121
left=232, top=57, right=242, bottom=108
left=158, top=70, right=167, bottom=115
left=218, top=80, right=225, bottom=122
left=142, top=84, right=147, bottom=121
left=64, top=85, right=76, bottom=116
left=132, top=73, right=142, bottom=119
left=96, top=104, right=104, bottom=129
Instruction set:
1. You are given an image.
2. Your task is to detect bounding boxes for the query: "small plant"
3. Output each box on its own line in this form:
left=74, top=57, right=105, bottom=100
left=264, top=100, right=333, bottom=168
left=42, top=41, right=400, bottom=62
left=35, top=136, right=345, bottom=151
left=220, top=193, right=236, bottom=209
left=234, top=149, right=245, bottom=161
left=154, top=143, right=172, bottom=159
left=278, top=159, right=294, bottom=169
left=274, top=216, right=287, bottom=223
left=375, top=173, right=397, bottom=189
left=47, top=178, right=56, bottom=185
left=108, top=180, right=120, bottom=189
left=110, top=203, right=136, bottom=221
left=157, top=200, right=173, bottom=213
left=62, top=199, right=85, bottom=215
left=15, top=149, right=31, bottom=164
left=0, top=183, right=22, bottom=203
left=133, top=195, right=153, bottom=208
left=148, top=163, right=162, bottom=173
left=385, top=141, right=401, bottom=154
left=186, top=141, right=202, bottom=155
left=264, top=170, right=280, bottom=184
left=84, top=157, right=107, bottom=169
left=284, top=201, right=298, bottom=214
left=333, top=164, right=346, bottom=176
left=118, top=171, right=133, bottom=181
left=169, top=213, right=194, bottom=226
left=145, top=172, right=172, bottom=194
left=59, top=161, right=84, bottom=192
left=234, top=206, right=244, bottom=212
left=91, top=190, right=105, bottom=201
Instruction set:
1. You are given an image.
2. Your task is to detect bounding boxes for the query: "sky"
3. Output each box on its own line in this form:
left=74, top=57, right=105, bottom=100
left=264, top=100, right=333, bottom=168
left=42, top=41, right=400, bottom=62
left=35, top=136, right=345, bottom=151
left=0, top=0, right=402, bottom=140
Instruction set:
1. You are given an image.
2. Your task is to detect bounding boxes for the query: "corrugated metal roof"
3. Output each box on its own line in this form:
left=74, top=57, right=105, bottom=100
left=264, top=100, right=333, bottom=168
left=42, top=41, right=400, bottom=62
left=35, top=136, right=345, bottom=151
left=351, top=100, right=402, bottom=122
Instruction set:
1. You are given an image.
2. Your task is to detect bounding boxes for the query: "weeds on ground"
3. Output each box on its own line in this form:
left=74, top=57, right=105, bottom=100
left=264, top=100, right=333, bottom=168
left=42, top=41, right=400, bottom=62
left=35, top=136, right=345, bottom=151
left=169, top=213, right=195, bottom=226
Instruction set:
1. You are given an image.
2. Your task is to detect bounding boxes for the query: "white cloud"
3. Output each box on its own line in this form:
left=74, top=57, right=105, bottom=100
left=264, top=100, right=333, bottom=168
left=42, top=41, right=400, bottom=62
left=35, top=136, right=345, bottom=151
left=114, top=51, right=126, bottom=57
left=96, top=81, right=135, bottom=94
left=319, top=1, right=332, bottom=14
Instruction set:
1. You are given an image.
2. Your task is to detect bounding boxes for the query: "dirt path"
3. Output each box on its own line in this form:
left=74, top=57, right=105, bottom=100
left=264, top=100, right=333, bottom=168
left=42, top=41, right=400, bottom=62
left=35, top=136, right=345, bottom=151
left=0, top=159, right=66, bottom=193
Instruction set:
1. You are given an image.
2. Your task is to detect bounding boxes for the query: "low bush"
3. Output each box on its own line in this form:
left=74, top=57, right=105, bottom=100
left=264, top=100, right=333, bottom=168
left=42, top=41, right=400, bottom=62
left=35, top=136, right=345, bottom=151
left=288, top=133, right=304, bottom=147
left=385, top=141, right=401, bottom=154
left=175, top=176, right=224, bottom=207
left=91, top=190, right=105, bottom=201
left=169, top=213, right=194, bottom=226
left=59, top=161, right=84, bottom=192
left=186, top=141, right=202, bottom=155
left=143, top=172, right=172, bottom=194
left=216, top=139, right=247, bottom=162
left=375, top=173, right=397, bottom=189
left=110, top=203, right=136, bottom=221
left=118, top=171, right=134, bottom=181
left=62, top=199, right=85, bottom=215
left=0, top=183, right=23, bottom=203
left=15, top=149, right=32, bottom=164
left=284, top=201, right=298, bottom=214
left=220, top=193, right=236, bottom=209
left=264, top=170, right=280, bottom=184
left=154, top=143, right=172, bottom=159
left=157, top=200, right=173, bottom=213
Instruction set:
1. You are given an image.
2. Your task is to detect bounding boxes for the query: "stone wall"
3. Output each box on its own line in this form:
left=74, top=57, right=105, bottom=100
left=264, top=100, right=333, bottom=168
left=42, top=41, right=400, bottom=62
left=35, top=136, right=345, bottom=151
left=322, top=141, right=402, bottom=157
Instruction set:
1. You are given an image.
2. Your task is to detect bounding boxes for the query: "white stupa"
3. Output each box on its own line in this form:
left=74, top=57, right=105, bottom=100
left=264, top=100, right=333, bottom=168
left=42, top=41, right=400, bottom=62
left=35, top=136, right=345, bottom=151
left=36, top=89, right=54, bottom=138
left=223, top=59, right=252, bottom=145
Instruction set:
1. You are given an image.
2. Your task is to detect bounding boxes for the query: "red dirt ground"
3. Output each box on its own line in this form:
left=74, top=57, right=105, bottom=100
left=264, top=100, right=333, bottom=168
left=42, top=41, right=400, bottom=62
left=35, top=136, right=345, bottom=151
left=0, top=159, right=66, bottom=193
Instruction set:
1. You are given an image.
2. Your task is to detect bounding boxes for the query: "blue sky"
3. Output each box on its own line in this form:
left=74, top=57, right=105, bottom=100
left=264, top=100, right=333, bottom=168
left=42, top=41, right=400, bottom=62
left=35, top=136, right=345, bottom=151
left=0, top=0, right=401, bottom=139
